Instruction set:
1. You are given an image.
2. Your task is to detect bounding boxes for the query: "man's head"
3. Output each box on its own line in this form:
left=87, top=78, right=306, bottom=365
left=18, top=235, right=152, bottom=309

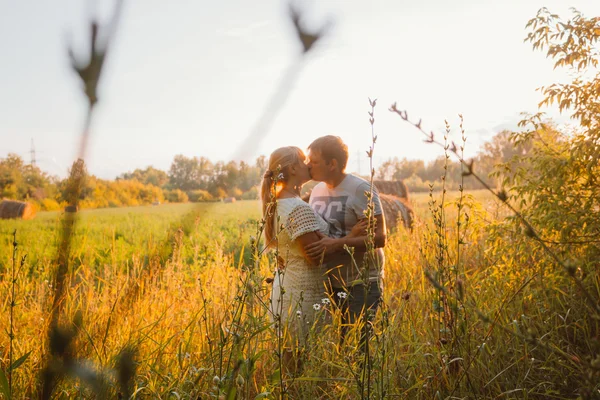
left=307, top=135, right=349, bottom=182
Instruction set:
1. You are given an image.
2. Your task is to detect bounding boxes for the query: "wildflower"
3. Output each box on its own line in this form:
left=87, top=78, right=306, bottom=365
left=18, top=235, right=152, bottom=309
left=337, top=291, right=348, bottom=299
left=321, top=298, right=330, bottom=305
left=313, top=304, right=321, bottom=311
left=296, top=310, right=302, bottom=318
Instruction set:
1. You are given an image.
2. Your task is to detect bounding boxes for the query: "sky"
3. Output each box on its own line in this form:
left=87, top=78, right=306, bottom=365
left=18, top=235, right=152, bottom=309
left=1, top=0, right=599, bottom=179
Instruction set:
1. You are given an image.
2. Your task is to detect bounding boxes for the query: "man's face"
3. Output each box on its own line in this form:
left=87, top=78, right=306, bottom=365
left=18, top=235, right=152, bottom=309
left=306, top=149, right=330, bottom=182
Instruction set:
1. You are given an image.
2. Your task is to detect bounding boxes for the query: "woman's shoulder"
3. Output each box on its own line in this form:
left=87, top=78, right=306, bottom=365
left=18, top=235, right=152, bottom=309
left=277, top=197, right=310, bottom=214
left=278, top=196, right=308, bottom=206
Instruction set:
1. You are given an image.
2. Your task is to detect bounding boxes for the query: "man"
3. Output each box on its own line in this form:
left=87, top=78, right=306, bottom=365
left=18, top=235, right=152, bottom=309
left=305, top=135, right=386, bottom=327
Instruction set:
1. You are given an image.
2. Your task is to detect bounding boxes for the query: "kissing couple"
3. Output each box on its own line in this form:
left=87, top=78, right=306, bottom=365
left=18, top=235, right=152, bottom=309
left=261, top=135, right=387, bottom=349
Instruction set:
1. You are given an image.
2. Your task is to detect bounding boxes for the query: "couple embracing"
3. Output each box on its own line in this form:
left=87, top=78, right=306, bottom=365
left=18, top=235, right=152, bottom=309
left=260, top=135, right=386, bottom=347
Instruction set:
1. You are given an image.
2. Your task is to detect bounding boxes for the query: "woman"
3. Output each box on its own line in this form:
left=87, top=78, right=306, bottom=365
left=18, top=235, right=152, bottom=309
left=260, top=146, right=364, bottom=344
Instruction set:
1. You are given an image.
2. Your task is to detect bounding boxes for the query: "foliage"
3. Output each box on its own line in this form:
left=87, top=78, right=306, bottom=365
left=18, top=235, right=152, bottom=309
left=118, top=166, right=168, bottom=187
left=187, top=189, right=213, bottom=202
left=490, top=7, right=600, bottom=281
left=0, top=154, right=58, bottom=201
left=240, top=186, right=259, bottom=200
left=163, top=188, right=188, bottom=203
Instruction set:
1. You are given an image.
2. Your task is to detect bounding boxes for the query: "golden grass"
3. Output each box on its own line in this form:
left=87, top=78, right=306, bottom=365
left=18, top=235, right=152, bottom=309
left=1, top=194, right=597, bottom=398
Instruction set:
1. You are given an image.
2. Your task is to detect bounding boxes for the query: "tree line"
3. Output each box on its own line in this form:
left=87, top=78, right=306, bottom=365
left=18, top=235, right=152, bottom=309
left=0, top=129, right=529, bottom=211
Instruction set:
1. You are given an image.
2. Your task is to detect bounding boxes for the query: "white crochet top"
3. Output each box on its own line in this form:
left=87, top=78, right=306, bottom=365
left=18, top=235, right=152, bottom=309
left=270, top=197, right=330, bottom=342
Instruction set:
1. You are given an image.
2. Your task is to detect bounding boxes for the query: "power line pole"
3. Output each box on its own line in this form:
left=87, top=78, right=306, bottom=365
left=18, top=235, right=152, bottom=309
left=30, top=138, right=36, bottom=166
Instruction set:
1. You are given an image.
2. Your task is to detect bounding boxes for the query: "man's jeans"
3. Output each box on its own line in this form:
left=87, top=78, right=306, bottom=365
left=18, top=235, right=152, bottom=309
left=331, top=280, right=382, bottom=350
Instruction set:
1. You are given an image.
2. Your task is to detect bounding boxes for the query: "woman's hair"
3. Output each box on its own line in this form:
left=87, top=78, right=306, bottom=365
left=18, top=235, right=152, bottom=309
left=260, top=146, right=305, bottom=249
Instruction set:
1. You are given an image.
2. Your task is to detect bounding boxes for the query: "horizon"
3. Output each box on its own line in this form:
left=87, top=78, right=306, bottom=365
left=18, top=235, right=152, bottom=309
left=2, top=0, right=599, bottom=179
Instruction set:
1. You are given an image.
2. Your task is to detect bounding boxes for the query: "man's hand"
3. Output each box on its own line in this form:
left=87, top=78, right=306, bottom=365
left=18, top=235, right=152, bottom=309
left=305, top=236, right=342, bottom=260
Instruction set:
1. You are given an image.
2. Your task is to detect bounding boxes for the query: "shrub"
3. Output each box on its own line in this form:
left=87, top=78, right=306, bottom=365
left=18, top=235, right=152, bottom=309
left=165, top=189, right=188, bottom=203
left=227, top=187, right=243, bottom=199
left=40, top=198, right=61, bottom=211
left=241, top=186, right=259, bottom=200
left=187, top=189, right=213, bottom=202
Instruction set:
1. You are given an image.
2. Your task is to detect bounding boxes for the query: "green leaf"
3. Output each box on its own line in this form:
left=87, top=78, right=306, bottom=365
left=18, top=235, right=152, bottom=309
left=0, top=369, right=10, bottom=399
left=254, top=392, right=272, bottom=399
left=269, top=368, right=281, bottom=385
left=226, top=385, right=237, bottom=400
left=9, top=351, right=31, bottom=372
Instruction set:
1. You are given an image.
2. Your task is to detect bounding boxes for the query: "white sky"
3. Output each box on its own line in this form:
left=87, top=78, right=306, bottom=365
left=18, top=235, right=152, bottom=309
left=1, top=0, right=599, bottom=179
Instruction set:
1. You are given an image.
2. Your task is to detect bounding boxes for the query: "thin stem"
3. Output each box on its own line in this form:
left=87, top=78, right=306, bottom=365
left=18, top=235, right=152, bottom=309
left=9, top=230, right=17, bottom=396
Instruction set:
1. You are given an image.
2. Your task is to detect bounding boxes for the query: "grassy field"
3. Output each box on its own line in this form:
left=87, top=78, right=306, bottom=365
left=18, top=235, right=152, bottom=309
left=0, top=191, right=597, bottom=398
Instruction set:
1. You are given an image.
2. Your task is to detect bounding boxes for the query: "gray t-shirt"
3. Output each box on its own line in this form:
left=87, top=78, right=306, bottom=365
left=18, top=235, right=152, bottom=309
left=309, top=174, right=385, bottom=288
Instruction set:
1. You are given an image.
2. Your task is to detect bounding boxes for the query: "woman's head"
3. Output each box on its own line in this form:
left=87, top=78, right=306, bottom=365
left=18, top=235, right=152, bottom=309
left=260, top=146, right=309, bottom=248
left=266, top=146, right=306, bottom=178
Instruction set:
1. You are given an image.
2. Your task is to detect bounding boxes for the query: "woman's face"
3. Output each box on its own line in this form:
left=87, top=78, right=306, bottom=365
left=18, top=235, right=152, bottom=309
left=295, top=154, right=312, bottom=184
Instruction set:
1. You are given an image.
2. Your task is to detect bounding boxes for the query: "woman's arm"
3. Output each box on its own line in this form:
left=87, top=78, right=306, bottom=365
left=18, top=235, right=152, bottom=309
left=304, top=214, right=387, bottom=261
left=295, top=231, right=329, bottom=266
left=284, top=203, right=332, bottom=266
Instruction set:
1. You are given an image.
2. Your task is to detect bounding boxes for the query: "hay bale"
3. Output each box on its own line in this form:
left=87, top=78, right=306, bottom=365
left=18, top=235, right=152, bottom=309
left=373, top=180, right=409, bottom=200
left=0, top=200, right=36, bottom=220
left=380, top=194, right=413, bottom=231
left=223, top=197, right=236, bottom=203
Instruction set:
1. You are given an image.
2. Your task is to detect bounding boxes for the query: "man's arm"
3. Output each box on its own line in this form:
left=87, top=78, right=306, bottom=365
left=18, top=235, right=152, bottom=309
left=304, top=214, right=386, bottom=260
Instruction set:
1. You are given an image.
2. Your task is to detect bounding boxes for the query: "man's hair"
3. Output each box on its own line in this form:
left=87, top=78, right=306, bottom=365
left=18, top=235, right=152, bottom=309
left=308, top=135, right=349, bottom=172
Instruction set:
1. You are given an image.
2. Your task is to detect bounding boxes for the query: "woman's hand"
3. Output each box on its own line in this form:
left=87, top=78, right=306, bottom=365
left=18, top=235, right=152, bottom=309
left=348, top=219, right=369, bottom=238
left=305, top=236, right=342, bottom=260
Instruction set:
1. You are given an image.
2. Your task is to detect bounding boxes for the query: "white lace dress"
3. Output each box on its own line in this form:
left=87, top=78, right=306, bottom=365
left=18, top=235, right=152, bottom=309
left=270, top=197, right=330, bottom=342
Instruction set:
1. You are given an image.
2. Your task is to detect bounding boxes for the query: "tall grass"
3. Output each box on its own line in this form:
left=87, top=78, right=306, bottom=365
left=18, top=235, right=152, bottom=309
left=2, top=189, right=596, bottom=398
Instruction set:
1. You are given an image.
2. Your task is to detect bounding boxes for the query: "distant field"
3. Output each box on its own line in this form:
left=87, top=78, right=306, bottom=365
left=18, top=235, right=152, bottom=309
left=1, top=190, right=499, bottom=272
left=0, top=201, right=263, bottom=273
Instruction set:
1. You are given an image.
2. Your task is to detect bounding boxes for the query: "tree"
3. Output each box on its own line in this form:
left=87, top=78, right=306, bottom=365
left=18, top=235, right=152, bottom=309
left=255, top=155, right=267, bottom=172
left=59, top=158, right=92, bottom=204
left=118, top=166, right=168, bottom=187
left=0, top=153, right=55, bottom=200
left=168, top=155, right=202, bottom=191
left=505, top=7, right=600, bottom=246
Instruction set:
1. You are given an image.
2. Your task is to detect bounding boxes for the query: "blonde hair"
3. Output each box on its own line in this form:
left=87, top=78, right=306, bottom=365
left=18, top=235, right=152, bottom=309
left=260, top=146, right=305, bottom=249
